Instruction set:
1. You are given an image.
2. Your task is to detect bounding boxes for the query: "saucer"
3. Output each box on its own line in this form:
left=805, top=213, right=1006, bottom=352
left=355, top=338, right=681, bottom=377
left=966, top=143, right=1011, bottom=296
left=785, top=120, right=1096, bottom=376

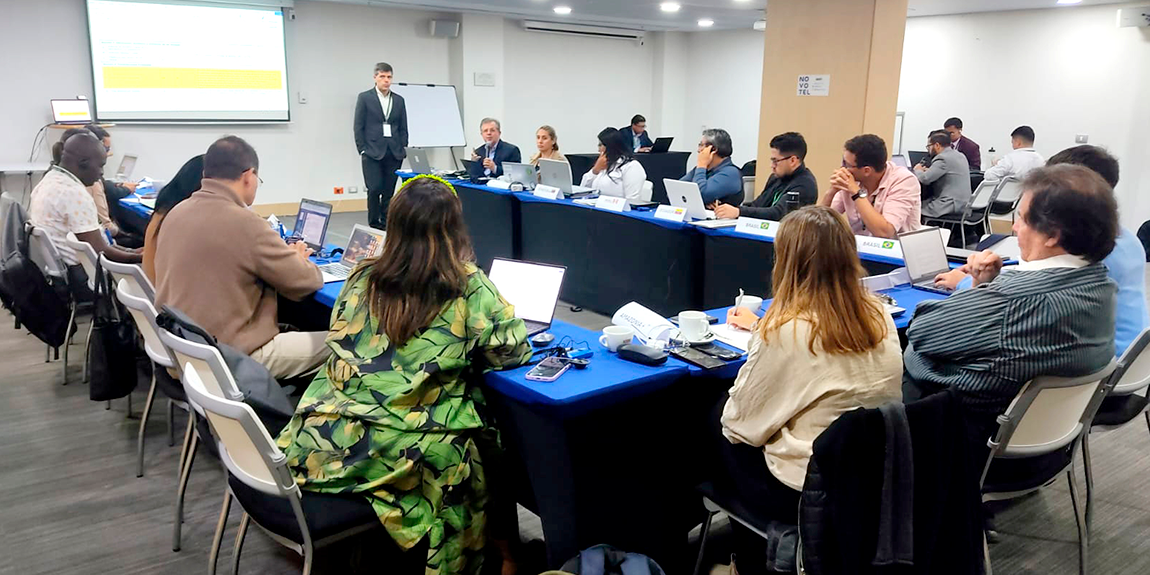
left=683, top=332, right=716, bottom=345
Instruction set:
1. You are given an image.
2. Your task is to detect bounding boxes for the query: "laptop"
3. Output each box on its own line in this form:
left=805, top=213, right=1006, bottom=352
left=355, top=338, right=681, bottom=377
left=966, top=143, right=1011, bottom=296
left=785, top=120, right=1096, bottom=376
left=891, top=154, right=909, bottom=169
left=538, top=158, right=595, bottom=197
left=291, top=199, right=333, bottom=251
left=649, top=137, right=674, bottom=153
left=319, top=224, right=386, bottom=283
left=50, top=98, right=92, bottom=125
left=459, top=158, right=489, bottom=183
left=898, top=227, right=955, bottom=295
left=408, top=148, right=432, bottom=173
left=487, top=258, right=566, bottom=336
left=502, top=162, right=538, bottom=190
left=907, top=150, right=929, bottom=167
left=113, top=155, right=137, bottom=182
left=665, top=179, right=738, bottom=227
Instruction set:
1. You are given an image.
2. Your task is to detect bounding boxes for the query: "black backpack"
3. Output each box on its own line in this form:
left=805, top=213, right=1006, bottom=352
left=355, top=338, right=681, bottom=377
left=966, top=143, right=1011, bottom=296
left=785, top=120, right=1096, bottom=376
left=0, top=219, right=73, bottom=348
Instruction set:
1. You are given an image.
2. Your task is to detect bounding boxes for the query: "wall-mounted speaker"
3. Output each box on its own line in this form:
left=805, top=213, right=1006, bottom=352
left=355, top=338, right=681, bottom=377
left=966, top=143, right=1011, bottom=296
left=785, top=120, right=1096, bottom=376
left=429, top=20, right=461, bottom=38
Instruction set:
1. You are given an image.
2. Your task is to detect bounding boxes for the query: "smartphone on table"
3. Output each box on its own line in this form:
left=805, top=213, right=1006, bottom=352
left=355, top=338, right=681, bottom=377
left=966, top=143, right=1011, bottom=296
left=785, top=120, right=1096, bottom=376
left=526, top=356, right=571, bottom=382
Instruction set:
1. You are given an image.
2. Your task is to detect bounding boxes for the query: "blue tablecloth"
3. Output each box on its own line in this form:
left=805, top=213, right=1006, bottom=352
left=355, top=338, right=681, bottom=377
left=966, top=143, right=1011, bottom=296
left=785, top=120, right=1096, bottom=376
left=513, top=191, right=693, bottom=232
left=118, top=195, right=155, bottom=220
left=694, top=223, right=911, bottom=268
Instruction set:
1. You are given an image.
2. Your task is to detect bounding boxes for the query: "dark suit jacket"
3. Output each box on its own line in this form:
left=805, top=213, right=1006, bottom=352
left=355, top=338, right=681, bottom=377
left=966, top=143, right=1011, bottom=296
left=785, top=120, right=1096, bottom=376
left=620, top=127, right=654, bottom=151
left=469, top=141, right=522, bottom=179
left=953, top=135, right=981, bottom=171
left=353, top=88, right=408, bottom=161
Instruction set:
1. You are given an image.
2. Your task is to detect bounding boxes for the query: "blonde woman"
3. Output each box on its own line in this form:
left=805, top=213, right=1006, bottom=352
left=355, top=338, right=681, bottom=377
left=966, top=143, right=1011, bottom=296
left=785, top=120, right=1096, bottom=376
left=717, top=206, right=902, bottom=572
left=528, top=125, right=567, bottom=166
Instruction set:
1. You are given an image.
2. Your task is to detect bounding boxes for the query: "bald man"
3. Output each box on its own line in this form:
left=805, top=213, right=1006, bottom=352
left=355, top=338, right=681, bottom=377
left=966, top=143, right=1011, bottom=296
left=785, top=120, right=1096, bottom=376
left=30, top=132, right=141, bottom=295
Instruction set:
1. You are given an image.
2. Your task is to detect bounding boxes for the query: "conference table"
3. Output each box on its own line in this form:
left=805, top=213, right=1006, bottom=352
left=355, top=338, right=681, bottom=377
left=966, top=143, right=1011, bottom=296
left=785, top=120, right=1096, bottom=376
left=310, top=278, right=944, bottom=568
left=567, top=151, right=691, bottom=205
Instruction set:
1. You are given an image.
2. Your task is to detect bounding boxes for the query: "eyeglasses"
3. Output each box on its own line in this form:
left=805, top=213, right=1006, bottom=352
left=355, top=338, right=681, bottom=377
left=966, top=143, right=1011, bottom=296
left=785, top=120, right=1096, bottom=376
left=770, top=155, right=795, bottom=165
left=244, top=167, right=263, bottom=184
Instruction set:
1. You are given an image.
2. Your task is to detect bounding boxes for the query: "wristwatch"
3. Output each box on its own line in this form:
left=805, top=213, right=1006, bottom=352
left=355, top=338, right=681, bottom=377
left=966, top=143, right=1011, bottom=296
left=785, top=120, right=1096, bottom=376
left=851, top=189, right=868, bottom=202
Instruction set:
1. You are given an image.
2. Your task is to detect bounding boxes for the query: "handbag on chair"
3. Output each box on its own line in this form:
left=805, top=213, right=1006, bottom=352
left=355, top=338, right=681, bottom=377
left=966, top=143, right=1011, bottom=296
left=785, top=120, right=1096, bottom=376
left=88, top=262, right=139, bottom=401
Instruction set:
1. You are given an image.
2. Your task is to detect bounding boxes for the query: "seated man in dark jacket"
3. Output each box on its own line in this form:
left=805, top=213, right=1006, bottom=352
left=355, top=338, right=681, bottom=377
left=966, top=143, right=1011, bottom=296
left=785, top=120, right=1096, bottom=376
left=903, top=164, right=1119, bottom=444
left=468, top=117, right=521, bottom=179
left=714, top=132, right=817, bottom=221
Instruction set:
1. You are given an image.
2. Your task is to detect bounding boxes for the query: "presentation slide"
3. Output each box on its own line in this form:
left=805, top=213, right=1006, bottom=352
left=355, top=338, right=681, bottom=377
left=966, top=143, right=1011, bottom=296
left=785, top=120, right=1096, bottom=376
left=86, top=0, right=290, bottom=121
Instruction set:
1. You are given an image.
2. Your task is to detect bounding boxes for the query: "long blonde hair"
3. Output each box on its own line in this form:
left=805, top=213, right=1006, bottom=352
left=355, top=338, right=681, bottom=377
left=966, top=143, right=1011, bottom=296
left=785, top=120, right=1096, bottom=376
left=758, top=206, right=888, bottom=354
left=538, top=125, right=559, bottom=153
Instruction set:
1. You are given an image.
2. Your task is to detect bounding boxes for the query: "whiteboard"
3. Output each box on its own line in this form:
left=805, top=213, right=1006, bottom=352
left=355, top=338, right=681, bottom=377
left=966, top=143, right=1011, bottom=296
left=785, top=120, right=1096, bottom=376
left=391, top=84, right=466, bottom=148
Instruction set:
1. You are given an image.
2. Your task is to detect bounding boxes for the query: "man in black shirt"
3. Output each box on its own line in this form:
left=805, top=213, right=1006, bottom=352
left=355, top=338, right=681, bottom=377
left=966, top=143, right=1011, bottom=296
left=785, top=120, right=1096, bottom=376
left=713, top=132, right=818, bottom=221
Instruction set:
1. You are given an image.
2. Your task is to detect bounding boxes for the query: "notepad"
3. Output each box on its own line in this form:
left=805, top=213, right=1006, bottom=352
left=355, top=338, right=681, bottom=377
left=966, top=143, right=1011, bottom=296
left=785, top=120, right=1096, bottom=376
left=711, top=323, right=753, bottom=352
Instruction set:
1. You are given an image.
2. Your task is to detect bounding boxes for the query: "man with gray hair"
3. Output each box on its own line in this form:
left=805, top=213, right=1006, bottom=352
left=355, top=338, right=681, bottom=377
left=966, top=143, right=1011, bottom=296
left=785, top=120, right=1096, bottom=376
left=681, top=128, right=744, bottom=206
left=468, top=117, right=521, bottom=180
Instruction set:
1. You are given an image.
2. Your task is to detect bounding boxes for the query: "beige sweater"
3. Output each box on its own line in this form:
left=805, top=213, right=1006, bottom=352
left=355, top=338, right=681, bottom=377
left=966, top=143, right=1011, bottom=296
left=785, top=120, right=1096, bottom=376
left=721, top=313, right=903, bottom=491
left=154, top=179, right=322, bottom=354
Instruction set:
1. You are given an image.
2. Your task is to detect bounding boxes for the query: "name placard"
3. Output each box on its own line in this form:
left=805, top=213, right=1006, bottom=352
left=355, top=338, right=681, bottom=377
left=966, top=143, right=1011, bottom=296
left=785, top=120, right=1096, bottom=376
left=654, top=205, right=687, bottom=223
left=595, top=195, right=629, bottom=212
left=734, top=217, right=778, bottom=239
left=533, top=184, right=561, bottom=200
left=856, top=236, right=904, bottom=259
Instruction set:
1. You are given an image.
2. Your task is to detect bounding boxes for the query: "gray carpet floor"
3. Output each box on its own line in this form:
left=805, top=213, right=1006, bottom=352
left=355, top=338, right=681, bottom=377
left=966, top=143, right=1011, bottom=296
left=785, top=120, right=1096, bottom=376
left=1, top=211, right=1146, bottom=574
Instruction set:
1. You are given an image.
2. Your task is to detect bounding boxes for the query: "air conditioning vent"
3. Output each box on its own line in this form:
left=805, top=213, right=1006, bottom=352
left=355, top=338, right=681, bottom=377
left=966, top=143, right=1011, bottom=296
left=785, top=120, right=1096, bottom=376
left=522, top=20, right=645, bottom=43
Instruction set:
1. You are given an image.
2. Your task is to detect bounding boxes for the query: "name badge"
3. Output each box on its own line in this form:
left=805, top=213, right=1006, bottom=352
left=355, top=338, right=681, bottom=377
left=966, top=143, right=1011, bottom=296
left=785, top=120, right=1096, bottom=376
left=735, top=217, right=778, bottom=239
left=383, top=124, right=392, bottom=138
left=856, top=236, right=904, bottom=259
left=654, top=205, right=687, bottom=222
left=533, top=184, right=561, bottom=200
left=595, top=195, right=629, bottom=212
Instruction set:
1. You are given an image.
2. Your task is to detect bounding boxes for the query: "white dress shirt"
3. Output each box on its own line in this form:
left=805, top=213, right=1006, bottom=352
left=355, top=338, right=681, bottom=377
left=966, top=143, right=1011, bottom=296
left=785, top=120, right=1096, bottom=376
left=1016, top=253, right=1089, bottom=271
left=580, top=159, right=648, bottom=200
left=375, top=88, right=392, bottom=126
left=983, top=147, right=1044, bottom=181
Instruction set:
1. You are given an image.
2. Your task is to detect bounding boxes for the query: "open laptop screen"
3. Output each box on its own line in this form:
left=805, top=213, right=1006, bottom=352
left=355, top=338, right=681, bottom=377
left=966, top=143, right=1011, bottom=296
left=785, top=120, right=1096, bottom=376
left=341, top=224, right=386, bottom=267
left=51, top=99, right=92, bottom=124
left=487, top=258, right=566, bottom=325
left=899, top=228, right=950, bottom=282
left=294, top=199, right=332, bottom=250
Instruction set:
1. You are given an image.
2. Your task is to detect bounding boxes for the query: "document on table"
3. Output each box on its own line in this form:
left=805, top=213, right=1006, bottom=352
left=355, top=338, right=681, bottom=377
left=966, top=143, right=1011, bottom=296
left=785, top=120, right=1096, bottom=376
left=711, top=323, right=753, bottom=352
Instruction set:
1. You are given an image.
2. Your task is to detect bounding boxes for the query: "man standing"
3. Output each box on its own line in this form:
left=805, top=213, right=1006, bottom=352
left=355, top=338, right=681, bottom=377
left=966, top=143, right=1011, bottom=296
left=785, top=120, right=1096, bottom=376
left=622, top=114, right=654, bottom=152
left=821, top=134, right=921, bottom=239
left=714, top=132, right=818, bottom=221
left=155, top=136, right=327, bottom=379
left=468, top=118, right=521, bottom=180
left=944, top=117, right=981, bottom=170
left=983, top=126, right=1044, bottom=182
left=354, top=62, right=408, bottom=230
left=916, top=129, right=972, bottom=219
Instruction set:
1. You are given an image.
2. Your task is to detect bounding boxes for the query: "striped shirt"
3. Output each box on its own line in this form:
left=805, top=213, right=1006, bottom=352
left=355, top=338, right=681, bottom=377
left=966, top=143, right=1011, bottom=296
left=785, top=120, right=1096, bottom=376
left=904, top=262, right=1116, bottom=420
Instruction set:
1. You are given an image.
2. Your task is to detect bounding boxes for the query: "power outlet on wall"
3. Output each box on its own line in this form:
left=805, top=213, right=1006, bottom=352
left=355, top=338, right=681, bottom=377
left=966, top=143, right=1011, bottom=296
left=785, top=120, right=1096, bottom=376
left=349, top=186, right=359, bottom=194
left=333, top=186, right=344, bottom=195
left=1075, top=134, right=1089, bottom=144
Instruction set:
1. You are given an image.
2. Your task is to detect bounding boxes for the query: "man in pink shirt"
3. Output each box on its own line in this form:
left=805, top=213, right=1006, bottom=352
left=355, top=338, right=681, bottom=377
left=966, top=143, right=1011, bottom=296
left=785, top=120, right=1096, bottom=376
left=821, top=134, right=922, bottom=239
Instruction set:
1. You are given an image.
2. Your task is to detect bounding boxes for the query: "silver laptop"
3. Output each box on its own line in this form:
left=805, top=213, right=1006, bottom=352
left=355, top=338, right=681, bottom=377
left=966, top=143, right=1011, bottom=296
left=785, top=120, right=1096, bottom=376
left=114, top=155, right=137, bottom=181
left=319, top=224, right=386, bottom=283
left=665, top=178, right=738, bottom=226
left=502, top=162, right=538, bottom=190
left=292, top=199, right=332, bottom=251
left=408, top=148, right=432, bottom=173
left=898, top=227, right=954, bottom=295
left=891, top=154, right=909, bottom=168
left=50, top=98, right=92, bottom=125
left=487, top=258, right=566, bottom=336
left=538, top=158, right=595, bottom=197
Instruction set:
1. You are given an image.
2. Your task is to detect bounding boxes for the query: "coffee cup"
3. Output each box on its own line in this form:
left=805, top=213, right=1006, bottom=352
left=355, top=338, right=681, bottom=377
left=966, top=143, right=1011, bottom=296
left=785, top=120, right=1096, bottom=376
left=599, top=325, right=636, bottom=352
left=678, top=310, right=712, bottom=342
left=737, top=295, right=764, bottom=311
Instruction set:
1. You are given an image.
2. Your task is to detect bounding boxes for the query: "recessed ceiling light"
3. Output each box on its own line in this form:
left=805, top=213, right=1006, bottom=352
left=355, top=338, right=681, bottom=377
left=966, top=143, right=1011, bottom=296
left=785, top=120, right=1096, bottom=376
left=698, top=18, right=714, bottom=27
left=1056, top=0, right=1082, bottom=4
left=660, top=2, right=681, bottom=12
left=553, top=5, right=572, bottom=14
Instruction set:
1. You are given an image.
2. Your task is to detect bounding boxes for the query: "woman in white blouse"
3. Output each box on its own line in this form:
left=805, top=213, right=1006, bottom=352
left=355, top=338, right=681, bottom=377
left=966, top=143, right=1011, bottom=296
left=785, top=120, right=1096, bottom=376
left=580, top=127, right=647, bottom=200
left=717, top=206, right=903, bottom=572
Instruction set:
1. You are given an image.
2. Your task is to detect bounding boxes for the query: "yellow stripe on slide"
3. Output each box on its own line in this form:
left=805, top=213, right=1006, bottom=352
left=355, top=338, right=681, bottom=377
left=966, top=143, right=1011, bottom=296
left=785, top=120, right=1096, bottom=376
left=102, top=66, right=283, bottom=90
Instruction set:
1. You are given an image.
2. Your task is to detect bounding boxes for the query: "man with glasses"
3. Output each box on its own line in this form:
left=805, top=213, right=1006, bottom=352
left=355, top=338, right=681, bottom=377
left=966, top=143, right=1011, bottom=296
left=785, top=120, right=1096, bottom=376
left=714, top=132, right=817, bottom=221
left=916, top=129, right=972, bottom=220
left=681, top=128, right=744, bottom=207
left=155, top=136, right=328, bottom=379
left=822, top=134, right=921, bottom=238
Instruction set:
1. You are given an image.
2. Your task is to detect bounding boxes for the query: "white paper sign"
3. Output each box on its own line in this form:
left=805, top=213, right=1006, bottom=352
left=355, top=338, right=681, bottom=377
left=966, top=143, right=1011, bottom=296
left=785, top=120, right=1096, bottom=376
left=797, top=74, right=830, bottom=97
left=654, top=205, right=687, bottom=223
left=595, top=195, right=629, bottom=212
left=533, top=184, right=561, bottom=200
left=855, top=236, right=904, bottom=259
left=734, top=217, right=779, bottom=239
left=612, top=302, right=676, bottom=345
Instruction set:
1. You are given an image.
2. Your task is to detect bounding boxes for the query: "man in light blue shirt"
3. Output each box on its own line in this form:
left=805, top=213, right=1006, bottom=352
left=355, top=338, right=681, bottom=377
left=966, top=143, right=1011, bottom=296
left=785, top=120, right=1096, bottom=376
left=933, top=145, right=1147, bottom=354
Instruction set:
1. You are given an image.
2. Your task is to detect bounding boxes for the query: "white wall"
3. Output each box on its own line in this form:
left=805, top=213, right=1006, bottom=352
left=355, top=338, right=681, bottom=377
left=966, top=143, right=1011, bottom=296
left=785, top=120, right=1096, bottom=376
left=897, top=4, right=1150, bottom=229
left=682, top=29, right=765, bottom=169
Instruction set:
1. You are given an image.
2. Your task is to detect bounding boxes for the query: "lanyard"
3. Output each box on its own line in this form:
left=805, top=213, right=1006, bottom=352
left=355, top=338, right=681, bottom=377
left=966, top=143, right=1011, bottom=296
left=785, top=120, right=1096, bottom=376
left=380, top=91, right=392, bottom=121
